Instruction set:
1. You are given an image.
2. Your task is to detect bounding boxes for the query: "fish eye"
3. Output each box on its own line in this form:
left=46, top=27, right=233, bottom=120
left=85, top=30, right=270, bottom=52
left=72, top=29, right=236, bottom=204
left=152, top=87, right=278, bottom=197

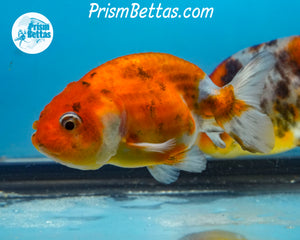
left=59, top=112, right=82, bottom=131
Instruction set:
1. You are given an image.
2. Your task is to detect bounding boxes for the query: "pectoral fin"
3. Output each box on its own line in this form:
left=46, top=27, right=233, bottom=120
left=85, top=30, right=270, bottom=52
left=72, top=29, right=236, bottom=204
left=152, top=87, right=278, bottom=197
left=127, top=139, right=176, bottom=153
left=174, top=145, right=207, bottom=172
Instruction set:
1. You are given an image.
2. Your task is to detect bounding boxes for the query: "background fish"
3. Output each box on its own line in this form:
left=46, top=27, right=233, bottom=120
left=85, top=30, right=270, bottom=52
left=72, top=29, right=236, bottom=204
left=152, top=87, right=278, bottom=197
left=179, top=230, right=248, bottom=240
left=32, top=52, right=274, bottom=183
left=198, top=35, right=300, bottom=158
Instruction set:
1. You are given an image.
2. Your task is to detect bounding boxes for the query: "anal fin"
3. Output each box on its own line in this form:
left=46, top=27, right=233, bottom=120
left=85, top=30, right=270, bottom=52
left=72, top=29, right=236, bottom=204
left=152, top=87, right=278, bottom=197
left=200, top=118, right=226, bottom=148
left=147, top=146, right=207, bottom=184
left=174, top=145, right=207, bottom=172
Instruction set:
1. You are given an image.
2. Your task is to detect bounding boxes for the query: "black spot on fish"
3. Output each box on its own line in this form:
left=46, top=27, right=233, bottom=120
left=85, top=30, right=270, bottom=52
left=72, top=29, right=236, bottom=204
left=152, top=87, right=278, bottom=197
left=275, top=117, right=286, bottom=138
left=129, top=133, right=138, bottom=142
left=175, top=114, right=182, bottom=122
left=158, top=122, right=163, bottom=132
left=274, top=60, right=291, bottom=86
left=71, top=144, right=78, bottom=149
left=277, top=48, right=300, bottom=78
left=101, top=89, right=111, bottom=94
left=193, top=102, right=200, bottom=110
left=277, top=50, right=290, bottom=64
left=72, top=102, right=81, bottom=112
left=136, top=130, right=143, bottom=136
left=275, top=80, right=289, bottom=99
left=158, top=82, right=166, bottom=91
left=90, top=72, right=97, bottom=78
left=184, top=84, right=195, bottom=91
left=260, top=98, right=268, bottom=111
left=146, top=100, right=156, bottom=118
left=171, top=73, right=191, bottom=82
left=150, top=100, right=155, bottom=118
left=221, top=59, right=243, bottom=85
left=249, top=43, right=263, bottom=52
left=82, top=81, right=91, bottom=87
left=138, top=67, right=151, bottom=79
left=266, top=39, right=277, bottom=47
left=292, top=64, right=300, bottom=77
left=296, top=96, right=300, bottom=108
left=285, top=52, right=300, bottom=78
left=274, top=100, right=296, bottom=137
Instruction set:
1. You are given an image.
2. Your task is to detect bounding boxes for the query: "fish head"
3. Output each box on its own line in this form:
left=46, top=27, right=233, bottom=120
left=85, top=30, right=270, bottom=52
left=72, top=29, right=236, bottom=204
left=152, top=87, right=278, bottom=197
left=32, top=81, right=123, bottom=170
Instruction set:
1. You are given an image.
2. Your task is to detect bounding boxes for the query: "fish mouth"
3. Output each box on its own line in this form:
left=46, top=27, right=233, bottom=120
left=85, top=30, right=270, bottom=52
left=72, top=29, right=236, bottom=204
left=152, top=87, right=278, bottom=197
left=37, top=144, right=61, bottom=159
left=31, top=132, right=38, bottom=149
left=31, top=134, right=60, bottom=158
left=32, top=136, right=100, bottom=170
left=32, top=121, right=38, bottom=144
left=38, top=144, right=60, bottom=158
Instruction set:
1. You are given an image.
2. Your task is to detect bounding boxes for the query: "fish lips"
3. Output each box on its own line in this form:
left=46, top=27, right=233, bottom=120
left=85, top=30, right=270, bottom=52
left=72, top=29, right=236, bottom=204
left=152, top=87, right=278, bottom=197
left=31, top=131, right=60, bottom=158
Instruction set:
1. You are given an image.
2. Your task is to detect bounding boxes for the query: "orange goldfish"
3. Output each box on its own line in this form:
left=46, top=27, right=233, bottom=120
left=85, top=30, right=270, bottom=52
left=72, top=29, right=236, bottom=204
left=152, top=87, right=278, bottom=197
left=198, top=35, right=300, bottom=158
left=32, top=52, right=275, bottom=183
left=179, top=230, right=247, bottom=240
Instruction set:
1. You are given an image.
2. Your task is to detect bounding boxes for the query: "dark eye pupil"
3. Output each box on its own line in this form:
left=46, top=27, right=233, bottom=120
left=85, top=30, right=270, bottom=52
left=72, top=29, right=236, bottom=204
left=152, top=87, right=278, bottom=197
left=65, top=121, right=75, bottom=130
left=60, top=112, right=82, bottom=131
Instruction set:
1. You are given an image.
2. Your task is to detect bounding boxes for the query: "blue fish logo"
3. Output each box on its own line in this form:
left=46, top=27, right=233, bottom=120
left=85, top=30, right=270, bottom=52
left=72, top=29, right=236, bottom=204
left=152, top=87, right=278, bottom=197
left=14, top=18, right=48, bottom=49
left=12, top=13, right=53, bottom=54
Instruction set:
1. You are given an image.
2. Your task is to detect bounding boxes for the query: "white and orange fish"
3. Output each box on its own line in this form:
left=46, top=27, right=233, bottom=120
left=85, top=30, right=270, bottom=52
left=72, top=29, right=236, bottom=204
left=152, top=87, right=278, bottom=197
left=32, top=52, right=275, bottom=183
left=179, top=230, right=248, bottom=240
left=198, top=35, right=300, bottom=158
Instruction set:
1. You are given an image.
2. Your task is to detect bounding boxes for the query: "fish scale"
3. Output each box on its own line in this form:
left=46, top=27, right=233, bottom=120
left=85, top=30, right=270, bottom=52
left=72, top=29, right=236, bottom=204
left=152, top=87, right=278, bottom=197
left=81, top=53, right=202, bottom=142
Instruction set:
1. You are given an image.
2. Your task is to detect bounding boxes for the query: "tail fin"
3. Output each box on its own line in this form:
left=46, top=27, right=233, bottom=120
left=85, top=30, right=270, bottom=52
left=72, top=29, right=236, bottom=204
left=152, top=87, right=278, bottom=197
left=219, top=52, right=276, bottom=153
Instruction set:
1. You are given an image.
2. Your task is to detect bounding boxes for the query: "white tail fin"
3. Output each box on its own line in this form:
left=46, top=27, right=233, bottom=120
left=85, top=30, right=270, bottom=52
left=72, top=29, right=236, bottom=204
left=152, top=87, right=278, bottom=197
left=223, top=51, right=276, bottom=153
left=230, top=51, right=275, bottom=109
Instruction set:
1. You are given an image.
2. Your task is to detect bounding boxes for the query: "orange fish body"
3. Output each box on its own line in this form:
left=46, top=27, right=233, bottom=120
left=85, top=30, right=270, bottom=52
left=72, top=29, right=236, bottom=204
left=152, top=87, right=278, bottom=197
left=198, top=35, right=300, bottom=158
left=32, top=52, right=275, bottom=183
